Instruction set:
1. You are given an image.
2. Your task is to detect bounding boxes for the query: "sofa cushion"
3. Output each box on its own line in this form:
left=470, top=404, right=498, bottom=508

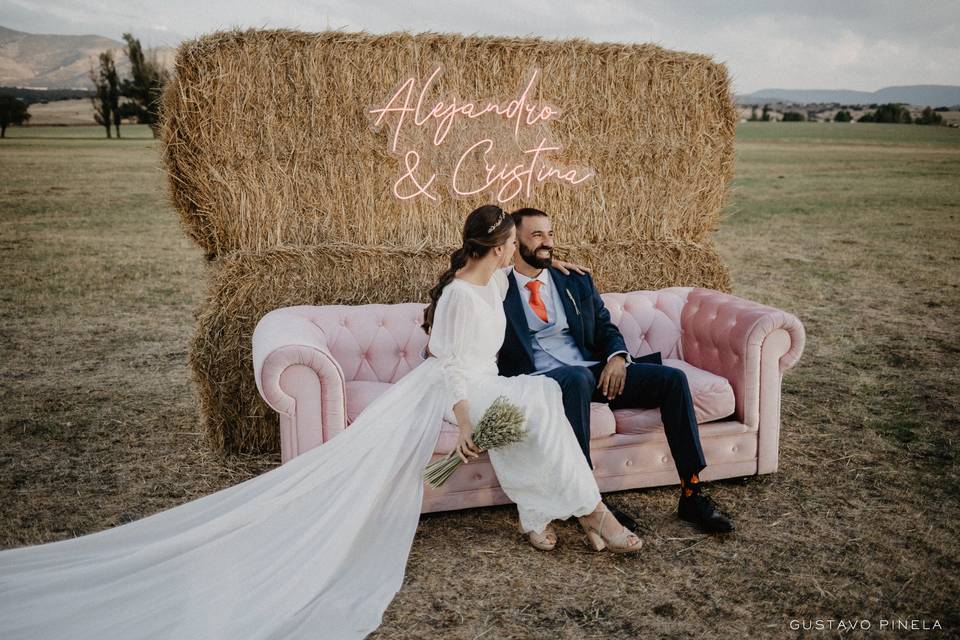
left=613, top=358, right=735, bottom=435
left=345, top=380, right=616, bottom=454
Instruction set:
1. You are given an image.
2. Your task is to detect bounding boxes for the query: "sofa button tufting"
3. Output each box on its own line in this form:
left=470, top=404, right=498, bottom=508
left=660, top=455, right=668, bottom=463
left=732, top=445, right=738, bottom=452
left=473, top=473, right=482, bottom=481
left=625, top=460, right=633, bottom=466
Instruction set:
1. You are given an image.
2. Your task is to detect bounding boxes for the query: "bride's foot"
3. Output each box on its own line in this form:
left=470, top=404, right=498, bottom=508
left=517, top=521, right=557, bottom=551
left=578, top=503, right=643, bottom=553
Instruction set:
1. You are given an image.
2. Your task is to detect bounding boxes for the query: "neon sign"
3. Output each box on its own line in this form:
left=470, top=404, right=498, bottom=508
left=368, top=65, right=594, bottom=203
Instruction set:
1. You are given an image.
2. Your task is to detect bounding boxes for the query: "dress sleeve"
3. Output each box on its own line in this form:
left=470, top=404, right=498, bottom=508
left=427, top=284, right=475, bottom=406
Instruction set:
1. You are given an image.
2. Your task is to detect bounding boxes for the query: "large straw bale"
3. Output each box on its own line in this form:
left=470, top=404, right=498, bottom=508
left=194, top=241, right=730, bottom=453
left=160, top=28, right=736, bottom=263
left=159, top=28, right=738, bottom=454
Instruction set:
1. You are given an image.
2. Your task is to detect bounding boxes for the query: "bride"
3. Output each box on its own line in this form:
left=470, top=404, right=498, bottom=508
left=0, top=204, right=640, bottom=639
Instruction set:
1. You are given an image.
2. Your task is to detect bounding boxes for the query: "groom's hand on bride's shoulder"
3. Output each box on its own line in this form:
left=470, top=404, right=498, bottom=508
left=550, top=258, right=592, bottom=275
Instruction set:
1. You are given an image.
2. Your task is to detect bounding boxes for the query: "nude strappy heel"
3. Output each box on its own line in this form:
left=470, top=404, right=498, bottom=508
left=517, top=521, right=557, bottom=551
left=577, top=506, right=643, bottom=553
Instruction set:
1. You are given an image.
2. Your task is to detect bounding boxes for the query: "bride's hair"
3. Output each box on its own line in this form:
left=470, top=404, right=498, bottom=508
left=421, top=204, right=515, bottom=334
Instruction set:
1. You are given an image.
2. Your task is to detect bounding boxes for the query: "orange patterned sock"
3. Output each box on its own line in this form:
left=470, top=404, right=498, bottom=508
left=680, top=472, right=701, bottom=497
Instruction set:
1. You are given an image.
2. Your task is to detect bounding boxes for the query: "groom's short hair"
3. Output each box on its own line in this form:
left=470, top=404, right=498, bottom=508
left=510, top=207, right=549, bottom=229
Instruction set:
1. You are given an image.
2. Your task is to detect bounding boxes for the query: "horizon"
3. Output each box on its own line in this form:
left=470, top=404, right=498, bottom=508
left=2, top=20, right=957, bottom=101
left=1, top=1, right=958, bottom=95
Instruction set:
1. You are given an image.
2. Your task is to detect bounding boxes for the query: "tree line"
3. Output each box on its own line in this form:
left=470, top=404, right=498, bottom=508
left=748, top=102, right=946, bottom=125
left=856, top=104, right=943, bottom=125
left=89, top=33, right=169, bottom=139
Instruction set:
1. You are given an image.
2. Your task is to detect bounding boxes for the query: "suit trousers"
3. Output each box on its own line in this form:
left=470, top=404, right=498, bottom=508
left=541, top=361, right=707, bottom=478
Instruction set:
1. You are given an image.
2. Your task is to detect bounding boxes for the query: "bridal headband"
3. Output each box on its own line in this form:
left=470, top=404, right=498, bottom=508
left=487, top=208, right=506, bottom=234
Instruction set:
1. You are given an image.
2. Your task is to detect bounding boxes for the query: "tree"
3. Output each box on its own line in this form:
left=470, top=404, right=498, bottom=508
left=121, top=33, right=169, bottom=137
left=834, top=110, right=852, bottom=122
left=915, top=106, right=943, bottom=125
left=748, top=105, right=758, bottom=121
left=89, top=51, right=117, bottom=138
left=857, top=103, right=914, bottom=124
left=110, top=78, right=122, bottom=138
left=873, top=103, right=912, bottom=123
left=117, top=101, right=141, bottom=119
left=782, top=111, right=805, bottom=122
left=0, top=96, right=30, bottom=137
left=761, top=104, right=770, bottom=121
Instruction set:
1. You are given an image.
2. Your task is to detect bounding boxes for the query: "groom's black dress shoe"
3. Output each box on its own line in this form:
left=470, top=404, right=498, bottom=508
left=677, top=492, right=734, bottom=534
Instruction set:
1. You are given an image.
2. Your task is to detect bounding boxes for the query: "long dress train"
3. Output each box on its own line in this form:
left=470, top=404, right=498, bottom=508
left=1, top=358, right=448, bottom=639
left=0, top=269, right=601, bottom=639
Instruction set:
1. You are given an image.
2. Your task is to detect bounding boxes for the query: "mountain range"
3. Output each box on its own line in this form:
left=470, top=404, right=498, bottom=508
left=0, top=25, right=173, bottom=90
left=2, top=24, right=957, bottom=107
left=736, top=85, right=960, bottom=107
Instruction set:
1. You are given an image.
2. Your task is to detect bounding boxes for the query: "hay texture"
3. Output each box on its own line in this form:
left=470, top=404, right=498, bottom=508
left=161, top=28, right=736, bottom=261
left=159, top=28, right=738, bottom=454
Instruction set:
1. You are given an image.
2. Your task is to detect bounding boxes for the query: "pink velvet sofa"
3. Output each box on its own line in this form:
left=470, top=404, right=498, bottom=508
left=252, top=287, right=805, bottom=513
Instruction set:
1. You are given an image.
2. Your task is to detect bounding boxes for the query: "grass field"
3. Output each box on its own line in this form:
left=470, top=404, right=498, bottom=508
left=1, top=122, right=958, bottom=637
left=13, top=98, right=102, bottom=127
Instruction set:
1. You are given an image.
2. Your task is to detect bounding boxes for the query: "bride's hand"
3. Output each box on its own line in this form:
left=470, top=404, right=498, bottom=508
left=551, top=258, right=593, bottom=275
left=456, top=421, right=481, bottom=464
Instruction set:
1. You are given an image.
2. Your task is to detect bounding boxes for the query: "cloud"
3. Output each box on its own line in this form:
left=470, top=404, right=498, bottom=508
left=2, top=0, right=958, bottom=92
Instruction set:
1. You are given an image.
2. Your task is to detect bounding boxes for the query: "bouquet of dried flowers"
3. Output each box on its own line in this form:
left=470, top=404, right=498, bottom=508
left=424, top=396, right=526, bottom=488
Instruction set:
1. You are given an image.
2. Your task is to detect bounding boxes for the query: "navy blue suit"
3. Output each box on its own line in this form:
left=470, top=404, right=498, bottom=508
left=498, top=268, right=706, bottom=476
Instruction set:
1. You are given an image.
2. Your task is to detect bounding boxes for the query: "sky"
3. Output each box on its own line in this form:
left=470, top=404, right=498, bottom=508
left=3, top=0, right=959, bottom=94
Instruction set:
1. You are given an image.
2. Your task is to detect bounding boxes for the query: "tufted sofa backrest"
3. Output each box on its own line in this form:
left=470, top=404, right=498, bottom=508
left=601, top=287, right=691, bottom=362
left=306, top=288, right=693, bottom=383
left=306, top=304, right=428, bottom=384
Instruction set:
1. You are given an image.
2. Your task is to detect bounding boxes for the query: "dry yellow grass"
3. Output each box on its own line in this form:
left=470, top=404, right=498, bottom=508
left=1, top=122, right=957, bottom=636
left=19, top=98, right=95, bottom=126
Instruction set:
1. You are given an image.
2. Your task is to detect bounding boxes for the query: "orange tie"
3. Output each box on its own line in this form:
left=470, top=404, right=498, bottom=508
left=525, top=280, right=549, bottom=323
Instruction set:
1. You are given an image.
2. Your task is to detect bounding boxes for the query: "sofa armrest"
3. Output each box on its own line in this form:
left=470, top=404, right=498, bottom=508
left=680, top=288, right=805, bottom=432
left=252, top=306, right=347, bottom=450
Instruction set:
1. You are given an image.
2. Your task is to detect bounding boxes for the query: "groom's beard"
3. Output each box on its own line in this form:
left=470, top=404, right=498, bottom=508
left=519, top=242, right=553, bottom=269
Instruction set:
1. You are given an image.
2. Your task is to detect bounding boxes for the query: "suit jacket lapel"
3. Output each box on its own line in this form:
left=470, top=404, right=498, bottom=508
left=548, top=268, right=585, bottom=344
left=504, top=271, right=536, bottom=365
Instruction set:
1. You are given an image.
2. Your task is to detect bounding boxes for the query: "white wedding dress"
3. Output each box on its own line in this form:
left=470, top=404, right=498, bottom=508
left=0, top=269, right=601, bottom=639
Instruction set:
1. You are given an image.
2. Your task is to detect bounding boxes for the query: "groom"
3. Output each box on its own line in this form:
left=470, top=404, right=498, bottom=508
left=497, top=207, right=734, bottom=534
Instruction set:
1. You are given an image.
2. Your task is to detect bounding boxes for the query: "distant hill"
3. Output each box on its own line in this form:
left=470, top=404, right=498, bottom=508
left=737, top=85, right=960, bottom=108
left=0, top=25, right=173, bottom=90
